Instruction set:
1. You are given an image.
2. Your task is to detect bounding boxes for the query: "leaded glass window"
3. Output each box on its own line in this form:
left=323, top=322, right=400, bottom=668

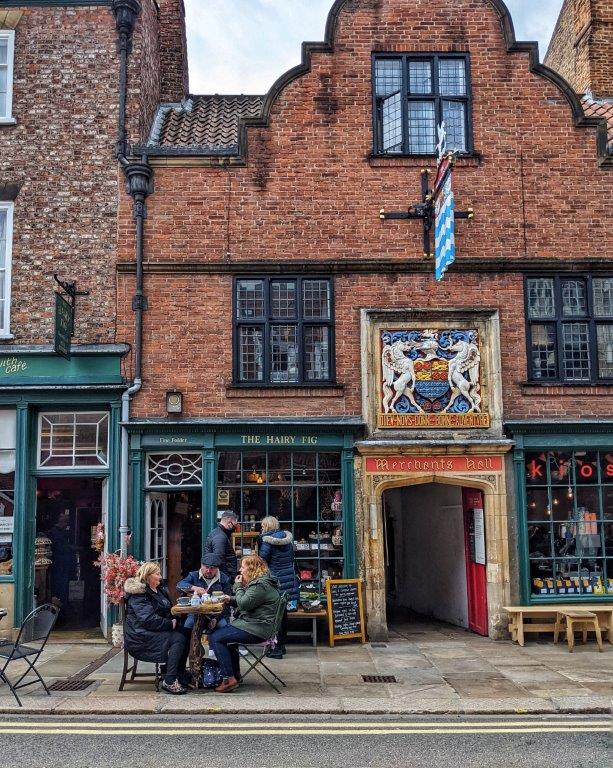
left=146, top=453, right=203, bottom=488
left=525, top=275, right=613, bottom=382
left=38, top=412, right=109, bottom=469
left=234, top=277, right=334, bottom=385
left=374, top=54, right=472, bottom=155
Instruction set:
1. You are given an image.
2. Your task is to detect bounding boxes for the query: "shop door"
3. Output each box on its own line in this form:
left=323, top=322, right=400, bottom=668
left=100, top=479, right=108, bottom=637
left=144, top=492, right=168, bottom=578
left=462, top=488, right=488, bottom=636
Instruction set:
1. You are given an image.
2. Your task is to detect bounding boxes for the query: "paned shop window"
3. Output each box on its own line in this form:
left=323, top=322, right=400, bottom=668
left=525, top=450, right=613, bottom=597
left=373, top=54, right=472, bottom=155
left=234, top=277, right=334, bottom=385
left=38, top=412, right=109, bottom=468
left=0, top=410, right=16, bottom=577
left=0, top=202, right=14, bottom=336
left=526, top=276, right=613, bottom=383
left=217, top=450, right=345, bottom=600
left=0, top=31, right=15, bottom=121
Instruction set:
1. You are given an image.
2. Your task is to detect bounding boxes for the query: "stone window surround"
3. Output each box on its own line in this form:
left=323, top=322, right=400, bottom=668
left=0, top=28, right=15, bottom=124
left=0, top=201, right=14, bottom=339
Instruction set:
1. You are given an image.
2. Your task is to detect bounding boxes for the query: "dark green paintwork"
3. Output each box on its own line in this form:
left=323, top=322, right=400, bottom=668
left=509, top=424, right=613, bottom=605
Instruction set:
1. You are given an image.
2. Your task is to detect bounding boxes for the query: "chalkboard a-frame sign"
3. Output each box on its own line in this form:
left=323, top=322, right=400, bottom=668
left=325, top=578, right=366, bottom=647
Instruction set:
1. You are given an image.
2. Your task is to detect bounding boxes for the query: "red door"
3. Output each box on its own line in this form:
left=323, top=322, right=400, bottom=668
left=462, top=488, right=488, bottom=636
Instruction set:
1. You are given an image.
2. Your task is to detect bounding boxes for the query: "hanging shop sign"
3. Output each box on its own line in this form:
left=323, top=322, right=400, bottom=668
left=53, top=275, right=89, bottom=362
left=378, top=124, right=473, bottom=277
left=433, top=155, right=455, bottom=281
left=365, top=455, right=502, bottom=474
left=378, top=328, right=489, bottom=428
left=325, top=578, right=366, bottom=647
left=54, top=292, right=73, bottom=361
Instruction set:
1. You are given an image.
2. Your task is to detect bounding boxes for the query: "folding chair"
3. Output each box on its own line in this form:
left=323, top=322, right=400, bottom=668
left=0, top=603, right=60, bottom=707
left=236, top=594, right=288, bottom=694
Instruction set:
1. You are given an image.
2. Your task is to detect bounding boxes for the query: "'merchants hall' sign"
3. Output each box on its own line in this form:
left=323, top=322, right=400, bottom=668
left=365, top=455, right=502, bottom=474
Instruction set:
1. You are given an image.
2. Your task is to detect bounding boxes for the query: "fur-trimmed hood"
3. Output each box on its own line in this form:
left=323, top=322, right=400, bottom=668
left=261, top=530, right=293, bottom=546
left=123, top=577, right=146, bottom=595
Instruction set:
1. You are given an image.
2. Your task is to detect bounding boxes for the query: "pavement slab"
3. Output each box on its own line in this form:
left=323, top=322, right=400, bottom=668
left=1, top=624, right=610, bottom=715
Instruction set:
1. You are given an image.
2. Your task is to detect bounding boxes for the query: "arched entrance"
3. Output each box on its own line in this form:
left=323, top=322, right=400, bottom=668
left=383, top=482, right=488, bottom=635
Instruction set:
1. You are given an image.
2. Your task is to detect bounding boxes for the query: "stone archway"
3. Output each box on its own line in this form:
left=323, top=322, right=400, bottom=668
left=360, top=468, right=510, bottom=641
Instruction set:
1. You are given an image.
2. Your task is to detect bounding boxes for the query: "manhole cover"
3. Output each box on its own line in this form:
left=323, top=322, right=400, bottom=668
left=362, top=675, right=397, bottom=683
left=48, top=679, right=94, bottom=692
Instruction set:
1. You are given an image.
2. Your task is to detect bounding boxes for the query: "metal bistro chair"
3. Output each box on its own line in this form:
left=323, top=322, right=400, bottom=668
left=0, top=603, right=60, bottom=707
left=234, top=593, right=288, bottom=694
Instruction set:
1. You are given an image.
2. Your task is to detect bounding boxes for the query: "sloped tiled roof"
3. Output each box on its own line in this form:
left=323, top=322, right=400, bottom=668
left=581, top=94, right=613, bottom=153
left=147, top=95, right=265, bottom=154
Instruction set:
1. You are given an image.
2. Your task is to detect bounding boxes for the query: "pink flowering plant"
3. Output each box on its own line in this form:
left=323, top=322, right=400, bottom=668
left=95, top=552, right=141, bottom=611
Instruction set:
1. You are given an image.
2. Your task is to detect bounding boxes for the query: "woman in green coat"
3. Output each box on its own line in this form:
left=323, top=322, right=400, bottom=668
left=209, top=554, right=281, bottom=692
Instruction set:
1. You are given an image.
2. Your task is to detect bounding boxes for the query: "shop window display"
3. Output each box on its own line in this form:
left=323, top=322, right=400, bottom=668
left=525, top=450, right=613, bottom=597
left=217, top=450, right=344, bottom=602
left=0, top=409, right=16, bottom=576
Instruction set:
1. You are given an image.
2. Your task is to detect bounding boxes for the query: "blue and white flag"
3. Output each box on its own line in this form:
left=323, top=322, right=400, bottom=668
left=434, top=171, right=455, bottom=281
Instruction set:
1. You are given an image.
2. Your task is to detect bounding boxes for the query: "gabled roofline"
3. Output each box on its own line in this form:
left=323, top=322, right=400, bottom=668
left=239, top=0, right=612, bottom=167
left=144, top=0, right=611, bottom=166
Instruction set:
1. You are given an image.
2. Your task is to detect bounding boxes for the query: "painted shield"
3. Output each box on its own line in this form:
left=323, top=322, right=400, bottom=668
left=413, top=357, right=449, bottom=402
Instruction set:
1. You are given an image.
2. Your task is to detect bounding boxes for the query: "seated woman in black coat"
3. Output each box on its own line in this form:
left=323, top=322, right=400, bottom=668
left=123, top=561, right=189, bottom=695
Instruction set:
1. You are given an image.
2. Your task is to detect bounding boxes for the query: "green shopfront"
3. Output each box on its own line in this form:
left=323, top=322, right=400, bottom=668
left=508, top=421, right=613, bottom=604
left=0, top=346, right=127, bottom=636
left=126, top=420, right=361, bottom=605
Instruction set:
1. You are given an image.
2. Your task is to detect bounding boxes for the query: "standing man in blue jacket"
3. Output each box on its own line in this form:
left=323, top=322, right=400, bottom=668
left=204, top=512, right=238, bottom=580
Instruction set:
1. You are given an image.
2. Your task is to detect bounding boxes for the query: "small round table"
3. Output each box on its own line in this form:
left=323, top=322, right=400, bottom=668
left=171, top=602, right=224, bottom=686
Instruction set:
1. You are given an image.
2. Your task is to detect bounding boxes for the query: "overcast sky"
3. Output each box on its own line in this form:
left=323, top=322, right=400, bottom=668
left=184, top=0, right=564, bottom=95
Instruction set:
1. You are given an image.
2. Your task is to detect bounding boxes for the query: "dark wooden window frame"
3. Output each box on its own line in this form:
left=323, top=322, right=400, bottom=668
left=372, top=52, right=473, bottom=157
left=524, top=274, right=613, bottom=384
left=232, top=276, right=336, bottom=386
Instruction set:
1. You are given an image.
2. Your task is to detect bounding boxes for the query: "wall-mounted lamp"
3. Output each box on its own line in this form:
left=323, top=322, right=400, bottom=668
left=166, top=390, right=183, bottom=414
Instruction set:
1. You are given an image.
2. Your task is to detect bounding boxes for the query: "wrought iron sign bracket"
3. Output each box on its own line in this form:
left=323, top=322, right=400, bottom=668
left=379, top=165, right=474, bottom=259
left=53, top=274, right=90, bottom=328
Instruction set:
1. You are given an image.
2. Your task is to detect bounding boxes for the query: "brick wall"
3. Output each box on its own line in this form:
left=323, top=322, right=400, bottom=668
left=157, top=0, right=188, bottom=102
left=0, top=6, right=120, bottom=344
left=115, top=0, right=613, bottom=421
left=0, top=1, right=167, bottom=346
left=545, top=0, right=613, bottom=98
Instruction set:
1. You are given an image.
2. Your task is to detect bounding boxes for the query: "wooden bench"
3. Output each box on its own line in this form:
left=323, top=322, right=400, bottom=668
left=287, top=609, right=327, bottom=647
left=504, top=604, right=613, bottom=647
left=553, top=610, right=603, bottom=653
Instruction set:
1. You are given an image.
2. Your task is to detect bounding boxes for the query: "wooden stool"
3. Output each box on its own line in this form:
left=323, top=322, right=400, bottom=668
left=554, top=610, right=603, bottom=653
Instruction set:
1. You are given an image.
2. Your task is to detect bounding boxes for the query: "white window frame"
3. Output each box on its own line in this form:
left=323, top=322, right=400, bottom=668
left=37, top=411, right=110, bottom=469
left=0, top=201, right=14, bottom=338
left=0, top=30, right=16, bottom=123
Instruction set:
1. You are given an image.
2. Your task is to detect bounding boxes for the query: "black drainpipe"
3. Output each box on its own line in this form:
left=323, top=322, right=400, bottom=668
left=112, top=0, right=153, bottom=556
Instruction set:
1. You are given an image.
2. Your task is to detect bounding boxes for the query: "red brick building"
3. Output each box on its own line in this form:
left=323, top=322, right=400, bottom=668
left=2, top=0, right=611, bottom=641
left=112, top=0, right=612, bottom=640
left=0, top=0, right=187, bottom=635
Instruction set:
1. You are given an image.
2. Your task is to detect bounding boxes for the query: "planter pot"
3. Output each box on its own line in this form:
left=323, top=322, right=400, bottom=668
left=111, top=622, right=124, bottom=648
